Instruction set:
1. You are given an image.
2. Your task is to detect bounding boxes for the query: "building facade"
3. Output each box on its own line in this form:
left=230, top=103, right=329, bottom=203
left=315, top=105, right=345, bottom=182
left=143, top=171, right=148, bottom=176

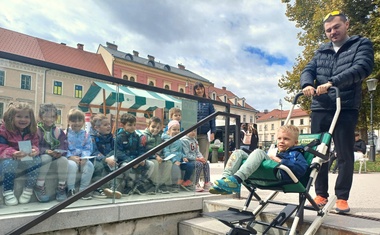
left=256, top=108, right=311, bottom=149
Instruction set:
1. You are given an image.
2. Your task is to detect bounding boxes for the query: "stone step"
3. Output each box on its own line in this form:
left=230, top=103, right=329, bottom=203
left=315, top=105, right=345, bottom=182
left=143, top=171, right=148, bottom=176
left=179, top=197, right=380, bottom=235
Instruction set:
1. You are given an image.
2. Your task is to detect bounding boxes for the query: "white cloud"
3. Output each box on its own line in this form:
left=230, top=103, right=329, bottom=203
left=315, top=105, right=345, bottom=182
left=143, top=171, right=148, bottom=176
left=0, top=0, right=303, bottom=112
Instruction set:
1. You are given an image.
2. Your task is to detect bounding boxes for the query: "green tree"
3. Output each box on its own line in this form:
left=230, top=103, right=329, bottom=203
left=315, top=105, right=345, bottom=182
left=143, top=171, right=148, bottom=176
left=280, top=0, right=379, bottom=141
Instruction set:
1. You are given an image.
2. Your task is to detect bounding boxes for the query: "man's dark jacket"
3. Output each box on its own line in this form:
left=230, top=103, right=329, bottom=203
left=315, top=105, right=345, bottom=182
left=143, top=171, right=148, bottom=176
left=300, top=35, right=374, bottom=111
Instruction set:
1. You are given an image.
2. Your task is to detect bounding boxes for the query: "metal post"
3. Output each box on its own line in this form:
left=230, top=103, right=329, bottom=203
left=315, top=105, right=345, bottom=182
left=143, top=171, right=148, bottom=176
left=370, top=92, right=376, bottom=162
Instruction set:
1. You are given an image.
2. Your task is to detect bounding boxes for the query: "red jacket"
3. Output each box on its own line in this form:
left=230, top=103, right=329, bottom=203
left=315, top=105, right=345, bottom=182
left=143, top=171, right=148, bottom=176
left=0, top=124, right=40, bottom=159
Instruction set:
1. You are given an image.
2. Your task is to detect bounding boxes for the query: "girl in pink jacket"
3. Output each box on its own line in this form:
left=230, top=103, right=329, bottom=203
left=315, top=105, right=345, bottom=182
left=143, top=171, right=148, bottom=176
left=0, top=102, right=41, bottom=206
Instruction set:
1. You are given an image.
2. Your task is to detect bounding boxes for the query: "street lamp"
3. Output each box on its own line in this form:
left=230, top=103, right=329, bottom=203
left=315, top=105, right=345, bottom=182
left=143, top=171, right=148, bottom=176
left=366, top=78, right=378, bottom=162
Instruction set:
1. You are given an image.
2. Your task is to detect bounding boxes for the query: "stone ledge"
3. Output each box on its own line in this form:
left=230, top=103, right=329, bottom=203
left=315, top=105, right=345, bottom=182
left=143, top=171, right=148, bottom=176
left=1, top=194, right=229, bottom=235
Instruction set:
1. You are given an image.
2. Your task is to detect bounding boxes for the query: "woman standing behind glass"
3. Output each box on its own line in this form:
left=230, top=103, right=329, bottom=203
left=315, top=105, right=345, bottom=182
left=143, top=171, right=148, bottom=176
left=193, top=82, right=216, bottom=161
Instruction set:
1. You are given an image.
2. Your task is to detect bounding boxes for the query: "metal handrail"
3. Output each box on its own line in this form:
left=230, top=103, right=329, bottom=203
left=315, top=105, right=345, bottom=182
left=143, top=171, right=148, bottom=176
left=6, top=111, right=240, bottom=235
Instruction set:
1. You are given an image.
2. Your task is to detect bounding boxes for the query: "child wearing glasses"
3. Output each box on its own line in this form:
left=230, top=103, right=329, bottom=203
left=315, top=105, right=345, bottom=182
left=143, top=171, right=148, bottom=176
left=34, top=103, right=69, bottom=202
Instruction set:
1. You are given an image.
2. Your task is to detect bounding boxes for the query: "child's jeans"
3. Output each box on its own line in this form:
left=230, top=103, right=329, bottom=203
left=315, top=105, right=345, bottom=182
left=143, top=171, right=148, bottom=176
left=67, top=159, right=94, bottom=191
left=38, top=154, right=69, bottom=184
left=117, top=160, right=154, bottom=189
left=2, top=157, right=41, bottom=191
left=180, top=161, right=195, bottom=181
left=150, top=159, right=172, bottom=186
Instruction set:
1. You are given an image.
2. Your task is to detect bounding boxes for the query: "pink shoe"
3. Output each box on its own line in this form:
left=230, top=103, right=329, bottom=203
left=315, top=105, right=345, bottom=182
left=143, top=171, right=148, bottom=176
left=195, top=184, right=204, bottom=192
left=203, top=182, right=213, bottom=190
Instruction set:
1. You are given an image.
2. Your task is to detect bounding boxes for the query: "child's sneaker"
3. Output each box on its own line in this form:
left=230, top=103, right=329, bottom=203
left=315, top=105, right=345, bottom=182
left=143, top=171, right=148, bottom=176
left=81, top=193, right=92, bottom=200
left=209, top=185, right=232, bottom=195
left=215, top=176, right=241, bottom=193
left=203, top=182, right=213, bottom=191
left=103, top=187, right=122, bottom=199
left=195, top=184, right=204, bottom=192
left=122, top=186, right=133, bottom=196
left=335, top=199, right=350, bottom=213
left=34, top=185, right=50, bottom=202
left=56, top=185, right=67, bottom=202
left=67, top=189, right=76, bottom=197
left=133, top=184, right=147, bottom=195
left=159, top=185, right=170, bottom=194
left=309, top=195, right=328, bottom=208
left=182, top=180, right=193, bottom=187
left=92, top=188, right=107, bottom=199
left=171, top=184, right=180, bottom=193
left=19, top=188, right=33, bottom=204
left=3, top=190, right=18, bottom=206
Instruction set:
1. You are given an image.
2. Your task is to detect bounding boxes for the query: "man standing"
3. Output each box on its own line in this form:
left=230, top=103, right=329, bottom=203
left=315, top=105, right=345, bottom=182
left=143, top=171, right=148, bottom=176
left=300, top=11, right=374, bottom=213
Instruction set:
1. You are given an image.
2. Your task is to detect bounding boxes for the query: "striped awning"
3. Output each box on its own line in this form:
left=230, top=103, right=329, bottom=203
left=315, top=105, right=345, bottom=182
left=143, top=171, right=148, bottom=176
left=78, top=81, right=182, bottom=116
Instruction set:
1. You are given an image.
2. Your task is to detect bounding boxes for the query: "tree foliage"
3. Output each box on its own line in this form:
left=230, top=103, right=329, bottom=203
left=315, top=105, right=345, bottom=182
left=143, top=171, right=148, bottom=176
left=280, top=0, right=380, bottom=138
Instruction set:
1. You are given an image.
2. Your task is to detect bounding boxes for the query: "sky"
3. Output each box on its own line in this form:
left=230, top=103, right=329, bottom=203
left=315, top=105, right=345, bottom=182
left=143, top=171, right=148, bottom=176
left=0, top=0, right=303, bottom=112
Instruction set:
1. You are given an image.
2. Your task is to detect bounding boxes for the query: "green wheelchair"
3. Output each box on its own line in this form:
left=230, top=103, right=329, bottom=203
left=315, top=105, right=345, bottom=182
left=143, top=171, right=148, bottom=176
left=204, top=87, right=340, bottom=235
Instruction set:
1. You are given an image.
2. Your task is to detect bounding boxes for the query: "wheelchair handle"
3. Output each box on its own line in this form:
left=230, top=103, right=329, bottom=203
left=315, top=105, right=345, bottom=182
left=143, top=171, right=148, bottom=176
left=292, top=86, right=340, bottom=105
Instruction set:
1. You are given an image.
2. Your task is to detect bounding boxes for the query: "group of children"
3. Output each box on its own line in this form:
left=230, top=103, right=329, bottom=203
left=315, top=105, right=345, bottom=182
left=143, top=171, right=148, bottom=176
left=0, top=103, right=212, bottom=206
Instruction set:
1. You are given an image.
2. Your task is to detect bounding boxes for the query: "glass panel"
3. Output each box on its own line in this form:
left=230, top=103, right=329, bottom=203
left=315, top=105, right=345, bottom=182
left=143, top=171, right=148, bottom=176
left=1, top=67, right=218, bottom=227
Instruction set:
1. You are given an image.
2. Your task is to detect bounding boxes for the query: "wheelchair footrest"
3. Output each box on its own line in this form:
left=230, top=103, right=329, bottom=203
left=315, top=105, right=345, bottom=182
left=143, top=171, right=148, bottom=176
left=272, top=204, right=298, bottom=226
left=203, top=208, right=255, bottom=224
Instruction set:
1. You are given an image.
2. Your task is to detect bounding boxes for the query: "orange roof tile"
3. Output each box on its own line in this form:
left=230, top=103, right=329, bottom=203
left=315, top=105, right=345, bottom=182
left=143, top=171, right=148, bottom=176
left=0, top=27, right=110, bottom=76
left=257, top=108, right=309, bottom=121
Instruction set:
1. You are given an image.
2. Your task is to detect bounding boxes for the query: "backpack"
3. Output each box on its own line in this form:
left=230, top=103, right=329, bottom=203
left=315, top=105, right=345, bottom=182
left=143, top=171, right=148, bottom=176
left=242, top=130, right=251, bottom=145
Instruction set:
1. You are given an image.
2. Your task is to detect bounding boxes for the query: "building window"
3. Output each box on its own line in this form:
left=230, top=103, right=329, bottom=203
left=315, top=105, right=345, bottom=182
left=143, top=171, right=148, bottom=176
left=300, top=119, right=304, bottom=125
left=75, top=85, right=83, bottom=98
left=164, top=85, right=170, bottom=90
left=235, top=98, right=238, bottom=105
left=290, top=120, right=294, bottom=125
left=0, top=70, right=4, bottom=86
left=130, top=76, right=135, bottom=82
left=242, top=100, right=245, bottom=107
left=56, top=109, right=62, bottom=124
left=179, top=88, right=184, bottom=93
left=243, top=115, right=246, bottom=123
left=250, top=116, right=253, bottom=123
left=123, top=75, right=128, bottom=80
left=21, top=74, right=31, bottom=90
left=271, top=124, right=274, bottom=130
left=212, top=93, right=216, bottom=100
left=224, top=95, right=227, bottom=102
left=281, top=120, right=284, bottom=126
left=148, top=81, right=155, bottom=86
left=0, top=102, right=3, bottom=119
left=53, top=81, right=62, bottom=95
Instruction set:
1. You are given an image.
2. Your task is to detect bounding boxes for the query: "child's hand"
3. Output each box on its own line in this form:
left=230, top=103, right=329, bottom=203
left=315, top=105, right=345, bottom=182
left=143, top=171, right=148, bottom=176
left=183, top=158, right=189, bottom=163
left=80, top=159, right=87, bottom=166
left=197, top=157, right=206, bottom=164
left=13, top=151, right=27, bottom=159
left=30, top=149, right=38, bottom=157
left=105, top=157, right=116, bottom=167
left=50, top=150, right=62, bottom=158
left=269, top=155, right=281, bottom=163
left=156, top=155, right=163, bottom=163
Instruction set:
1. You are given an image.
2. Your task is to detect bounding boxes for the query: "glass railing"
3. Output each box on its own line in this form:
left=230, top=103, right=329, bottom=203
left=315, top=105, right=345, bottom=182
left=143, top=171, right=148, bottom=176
left=0, top=52, right=241, bottom=234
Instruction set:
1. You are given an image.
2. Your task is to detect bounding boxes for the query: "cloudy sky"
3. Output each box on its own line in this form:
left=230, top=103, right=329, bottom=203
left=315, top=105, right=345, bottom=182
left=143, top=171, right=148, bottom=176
left=0, top=0, right=303, bottom=112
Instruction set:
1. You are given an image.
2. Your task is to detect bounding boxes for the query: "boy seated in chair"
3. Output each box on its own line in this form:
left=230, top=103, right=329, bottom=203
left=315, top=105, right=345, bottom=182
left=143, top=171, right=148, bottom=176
left=210, top=125, right=308, bottom=194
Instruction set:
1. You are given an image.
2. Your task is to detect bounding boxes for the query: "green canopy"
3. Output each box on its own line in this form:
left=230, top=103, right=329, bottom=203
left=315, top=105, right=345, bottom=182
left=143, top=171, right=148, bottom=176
left=78, top=81, right=182, bottom=116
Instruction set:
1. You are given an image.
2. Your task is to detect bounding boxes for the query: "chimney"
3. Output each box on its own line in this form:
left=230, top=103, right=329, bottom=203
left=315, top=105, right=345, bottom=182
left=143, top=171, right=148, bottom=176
left=77, top=43, right=84, bottom=50
left=106, top=42, right=118, bottom=50
left=178, top=64, right=185, bottom=70
left=148, top=55, right=155, bottom=61
left=222, top=86, right=226, bottom=90
left=264, top=109, right=268, bottom=114
left=60, top=43, right=66, bottom=46
left=133, top=50, right=139, bottom=56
